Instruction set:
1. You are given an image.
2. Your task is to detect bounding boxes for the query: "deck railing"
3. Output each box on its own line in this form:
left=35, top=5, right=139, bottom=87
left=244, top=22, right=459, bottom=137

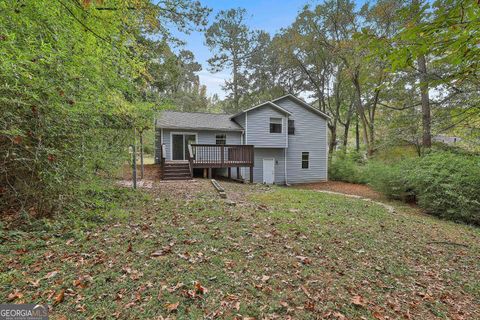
left=158, top=143, right=166, bottom=177
left=189, top=144, right=254, bottom=168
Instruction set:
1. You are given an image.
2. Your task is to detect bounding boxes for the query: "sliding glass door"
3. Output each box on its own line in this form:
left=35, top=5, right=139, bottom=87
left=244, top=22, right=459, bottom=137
left=171, top=133, right=196, bottom=160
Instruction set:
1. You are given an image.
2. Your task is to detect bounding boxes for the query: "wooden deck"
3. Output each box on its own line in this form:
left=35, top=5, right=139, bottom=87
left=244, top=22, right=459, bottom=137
left=158, top=144, right=254, bottom=182
left=190, top=144, right=254, bottom=168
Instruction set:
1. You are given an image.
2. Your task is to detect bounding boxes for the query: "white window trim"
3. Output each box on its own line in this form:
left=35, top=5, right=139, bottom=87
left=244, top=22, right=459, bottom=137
left=301, top=152, right=309, bottom=169
left=270, top=117, right=283, bottom=134
left=215, top=133, right=227, bottom=145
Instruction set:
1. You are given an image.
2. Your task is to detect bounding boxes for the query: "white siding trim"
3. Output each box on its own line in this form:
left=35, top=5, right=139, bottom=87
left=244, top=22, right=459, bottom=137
left=245, top=111, right=248, bottom=144
left=325, top=121, right=329, bottom=180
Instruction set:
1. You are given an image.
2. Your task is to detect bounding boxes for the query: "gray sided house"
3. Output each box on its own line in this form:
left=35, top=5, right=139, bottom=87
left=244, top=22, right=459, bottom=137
left=154, top=94, right=329, bottom=184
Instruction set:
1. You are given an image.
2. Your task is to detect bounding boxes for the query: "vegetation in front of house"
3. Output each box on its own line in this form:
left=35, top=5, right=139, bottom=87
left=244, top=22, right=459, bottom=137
left=329, top=149, right=480, bottom=225
left=0, top=0, right=210, bottom=217
left=1, top=181, right=479, bottom=319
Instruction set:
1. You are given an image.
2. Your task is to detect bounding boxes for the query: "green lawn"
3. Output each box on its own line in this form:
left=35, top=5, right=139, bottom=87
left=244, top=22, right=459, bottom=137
left=1, top=180, right=479, bottom=319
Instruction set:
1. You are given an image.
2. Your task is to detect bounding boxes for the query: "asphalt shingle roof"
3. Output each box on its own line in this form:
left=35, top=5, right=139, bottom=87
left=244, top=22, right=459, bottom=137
left=156, top=111, right=243, bottom=131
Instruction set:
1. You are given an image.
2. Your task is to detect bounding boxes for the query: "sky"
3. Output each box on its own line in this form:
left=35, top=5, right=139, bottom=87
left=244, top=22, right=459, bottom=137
left=172, top=0, right=314, bottom=99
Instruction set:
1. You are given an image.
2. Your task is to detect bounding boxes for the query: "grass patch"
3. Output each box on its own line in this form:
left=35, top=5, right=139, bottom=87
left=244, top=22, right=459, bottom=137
left=1, top=180, right=479, bottom=319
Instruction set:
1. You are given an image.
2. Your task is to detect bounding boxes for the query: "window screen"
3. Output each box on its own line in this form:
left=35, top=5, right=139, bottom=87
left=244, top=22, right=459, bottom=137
left=216, top=134, right=226, bottom=145
left=288, top=119, right=295, bottom=135
left=302, top=152, right=309, bottom=169
left=270, top=118, right=282, bottom=133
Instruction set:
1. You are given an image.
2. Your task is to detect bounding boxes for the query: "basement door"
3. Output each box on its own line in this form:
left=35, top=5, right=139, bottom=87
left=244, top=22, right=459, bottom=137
left=262, top=158, right=275, bottom=184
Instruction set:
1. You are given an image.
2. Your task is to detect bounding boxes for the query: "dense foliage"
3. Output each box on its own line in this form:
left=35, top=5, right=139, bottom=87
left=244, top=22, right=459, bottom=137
left=0, top=0, right=208, bottom=217
left=330, top=150, right=480, bottom=225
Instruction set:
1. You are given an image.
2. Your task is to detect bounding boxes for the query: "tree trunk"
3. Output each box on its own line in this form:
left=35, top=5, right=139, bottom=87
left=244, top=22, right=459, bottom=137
left=140, top=131, right=144, bottom=180
left=232, top=58, right=239, bottom=111
left=352, top=73, right=372, bottom=155
left=343, top=120, right=350, bottom=149
left=417, top=54, right=431, bottom=148
left=353, top=100, right=359, bottom=152
left=328, top=124, right=337, bottom=155
left=412, top=0, right=431, bottom=149
left=342, top=102, right=354, bottom=149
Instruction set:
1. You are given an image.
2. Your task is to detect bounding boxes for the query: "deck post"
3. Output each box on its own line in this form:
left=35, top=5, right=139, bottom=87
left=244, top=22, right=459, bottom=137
left=203, top=168, right=207, bottom=178
left=228, top=167, right=231, bottom=179
left=249, top=166, right=253, bottom=183
left=236, top=167, right=240, bottom=179
left=220, top=145, right=224, bottom=167
left=208, top=168, right=212, bottom=179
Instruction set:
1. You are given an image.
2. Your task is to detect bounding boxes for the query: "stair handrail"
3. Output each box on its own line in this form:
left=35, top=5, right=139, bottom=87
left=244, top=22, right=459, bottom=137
left=159, top=143, right=166, bottom=178
left=187, top=144, right=194, bottom=177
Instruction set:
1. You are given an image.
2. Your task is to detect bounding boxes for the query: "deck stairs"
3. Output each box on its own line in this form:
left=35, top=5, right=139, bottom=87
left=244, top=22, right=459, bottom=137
left=162, top=161, right=192, bottom=180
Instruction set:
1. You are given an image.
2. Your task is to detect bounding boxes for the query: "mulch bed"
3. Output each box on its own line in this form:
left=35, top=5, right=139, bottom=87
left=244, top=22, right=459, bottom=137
left=122, top=164, right=161, bottom=180
left=296, top=180, right=384, bottom=201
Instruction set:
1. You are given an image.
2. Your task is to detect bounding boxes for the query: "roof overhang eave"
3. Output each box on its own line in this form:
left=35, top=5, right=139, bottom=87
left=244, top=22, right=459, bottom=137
left=155, top=125, right=244, bottom=132
left=230, top=101, right=292, bottom=119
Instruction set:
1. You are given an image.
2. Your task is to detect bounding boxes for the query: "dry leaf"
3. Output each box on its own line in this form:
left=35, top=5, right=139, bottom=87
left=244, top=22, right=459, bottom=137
left=166, top=301, right=179, bottom=312
left=126, top=242, right=132, bottom=253
left=372, top=311, right=385, bottom=320
left=194, top=281, right=208, bottom=294
left=304, top=300, right=315, bottom=311
left=54, top=289, right=65, bottom=305
left=73, top=279, right=87, bottom=289
left=333, top=311, right=347, bottom=320
left=44, top=270, right=59, bottom=279
left=296, top=256, right=312, bottom=265
left=151, top=246, right=172, bottom=257
left=300, top=285, right=312, bottom=299
left=351, top=295, right=367, bottom=307
left=7, top=290, right=23, bottom=302
left=13, top=136, right=22, bottom=144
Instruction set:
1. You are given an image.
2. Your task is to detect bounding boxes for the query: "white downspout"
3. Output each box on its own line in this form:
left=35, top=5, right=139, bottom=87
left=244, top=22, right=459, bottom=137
left=284, top=115, right=289, bottom=186
left=244, top=111, right=248, bottom=182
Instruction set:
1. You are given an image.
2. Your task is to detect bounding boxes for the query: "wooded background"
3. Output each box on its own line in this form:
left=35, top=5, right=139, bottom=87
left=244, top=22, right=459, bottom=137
left=1, top=0, right=478, bottom=223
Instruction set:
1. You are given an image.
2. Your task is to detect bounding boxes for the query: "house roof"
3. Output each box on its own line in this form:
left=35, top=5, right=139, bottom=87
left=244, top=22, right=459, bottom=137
left=230, top=101, right=292, bottom=119
left=155, top=111, right=243, bottom=131
left=272, top=94, right=331, bottom=120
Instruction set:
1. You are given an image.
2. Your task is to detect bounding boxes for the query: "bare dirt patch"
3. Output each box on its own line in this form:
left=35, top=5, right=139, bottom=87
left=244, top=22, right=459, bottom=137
left=296, top=180, right=384, bottom=201
left=121, top=164, right=161, bottom=180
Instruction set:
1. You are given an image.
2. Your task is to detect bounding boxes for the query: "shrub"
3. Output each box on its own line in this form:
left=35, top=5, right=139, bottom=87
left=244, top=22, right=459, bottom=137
left=329, top=152, right=367, bottom=184
left=331, top=150, right=480, bottom=225
left=407, top=151, right=480, bottom=225
left=363, top=161, right=415, bottom=201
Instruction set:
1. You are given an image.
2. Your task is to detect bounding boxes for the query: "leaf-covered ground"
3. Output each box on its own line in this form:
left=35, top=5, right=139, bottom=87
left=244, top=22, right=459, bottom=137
left=1, top=179, right=479, bottom=319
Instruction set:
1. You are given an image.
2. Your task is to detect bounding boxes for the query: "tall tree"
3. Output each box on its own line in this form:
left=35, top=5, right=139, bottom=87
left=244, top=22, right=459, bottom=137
left=0, top=0, right=209, bottom=215
left=205, top=8, right=260, bottom=112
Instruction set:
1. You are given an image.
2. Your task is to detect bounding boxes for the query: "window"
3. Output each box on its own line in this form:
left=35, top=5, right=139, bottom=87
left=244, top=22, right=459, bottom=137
left=270, top=118, right=282, bottom=133
left=302, top=152, right=309, bottom=169
left=288, top=119, right=295, bottom=135
left=216, top=133, right=226, bottom=145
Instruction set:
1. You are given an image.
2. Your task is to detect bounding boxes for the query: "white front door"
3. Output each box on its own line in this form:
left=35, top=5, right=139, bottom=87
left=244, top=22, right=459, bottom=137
left=262, top=158, right=275, bottom=184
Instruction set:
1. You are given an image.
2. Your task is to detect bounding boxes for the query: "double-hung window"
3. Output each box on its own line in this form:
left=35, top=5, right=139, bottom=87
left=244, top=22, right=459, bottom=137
left=216, top=133, right=226, bottom=145
left=302, top=152, right=309, bottom=169
left=270, top=118, right=282, bottom=133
